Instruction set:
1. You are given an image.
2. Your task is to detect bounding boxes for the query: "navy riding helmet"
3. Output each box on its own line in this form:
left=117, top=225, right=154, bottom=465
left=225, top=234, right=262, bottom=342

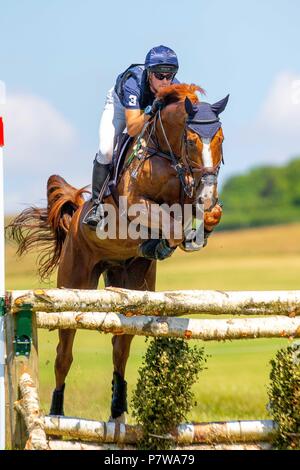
left=144, top=45, right=179, bottom=73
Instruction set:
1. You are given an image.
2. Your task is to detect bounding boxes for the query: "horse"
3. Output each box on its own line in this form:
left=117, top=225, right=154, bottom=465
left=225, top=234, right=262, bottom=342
left=9, top=83, right=228, bottom=422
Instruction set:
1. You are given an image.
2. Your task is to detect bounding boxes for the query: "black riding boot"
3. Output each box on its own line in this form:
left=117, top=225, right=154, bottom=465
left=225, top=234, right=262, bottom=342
left=85, top=159, right=111, bottom=227
left=49, top=383, right=65, bottom=416
left=111, top=371, right=128, bottom=419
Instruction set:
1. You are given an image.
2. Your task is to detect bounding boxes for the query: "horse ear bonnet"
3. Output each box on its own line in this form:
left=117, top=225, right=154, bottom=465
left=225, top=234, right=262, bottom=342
left=211, top=95, right=230, bottom=116
left=187, top=95, right=229, bottom=139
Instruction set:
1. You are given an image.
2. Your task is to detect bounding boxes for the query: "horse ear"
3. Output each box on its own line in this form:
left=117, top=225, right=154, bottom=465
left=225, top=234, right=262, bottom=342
left=211, top=94, right=230, bottom=115
left=184, top=97, right=197, bottom=117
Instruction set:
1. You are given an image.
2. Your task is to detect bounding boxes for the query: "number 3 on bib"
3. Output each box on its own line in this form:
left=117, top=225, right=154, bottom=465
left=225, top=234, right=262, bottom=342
left=129, top=95, right=137, bottom=106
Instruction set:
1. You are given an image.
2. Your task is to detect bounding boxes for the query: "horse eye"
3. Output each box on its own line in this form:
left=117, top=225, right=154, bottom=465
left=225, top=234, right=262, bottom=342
left=187, top=140, right=195, bottom=146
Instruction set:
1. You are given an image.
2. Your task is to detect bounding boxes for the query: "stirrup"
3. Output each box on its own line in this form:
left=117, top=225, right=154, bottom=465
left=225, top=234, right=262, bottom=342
left=85, top=202, right=104, bottom=226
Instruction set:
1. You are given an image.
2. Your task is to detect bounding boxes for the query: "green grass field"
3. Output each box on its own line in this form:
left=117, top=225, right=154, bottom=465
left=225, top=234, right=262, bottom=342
left=5, top=222, right=300, bottom=423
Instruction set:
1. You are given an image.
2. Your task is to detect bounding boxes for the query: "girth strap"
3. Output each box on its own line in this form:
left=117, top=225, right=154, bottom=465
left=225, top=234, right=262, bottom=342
left=145, top=146, right=174, bottom=162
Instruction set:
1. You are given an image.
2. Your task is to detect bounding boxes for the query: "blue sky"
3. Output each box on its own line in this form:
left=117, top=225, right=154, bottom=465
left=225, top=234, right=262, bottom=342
left=1, top=0, right=300, bottom=212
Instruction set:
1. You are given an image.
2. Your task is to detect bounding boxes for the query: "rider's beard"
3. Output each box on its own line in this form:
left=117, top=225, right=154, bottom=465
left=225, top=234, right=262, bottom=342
left=149, top=76, right=170, bottom=96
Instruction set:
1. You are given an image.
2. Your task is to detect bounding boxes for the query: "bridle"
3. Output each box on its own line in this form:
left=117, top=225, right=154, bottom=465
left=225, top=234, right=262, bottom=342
left=142, top=108, right=224, bottom=201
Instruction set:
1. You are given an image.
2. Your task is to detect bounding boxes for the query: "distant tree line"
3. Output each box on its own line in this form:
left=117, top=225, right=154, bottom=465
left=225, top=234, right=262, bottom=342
left=218, top=157, right=300, bottom=230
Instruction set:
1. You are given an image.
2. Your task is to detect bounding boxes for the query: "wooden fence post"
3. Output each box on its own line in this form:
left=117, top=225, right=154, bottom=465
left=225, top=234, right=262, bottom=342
left=5, top=303, right=39, bottom=449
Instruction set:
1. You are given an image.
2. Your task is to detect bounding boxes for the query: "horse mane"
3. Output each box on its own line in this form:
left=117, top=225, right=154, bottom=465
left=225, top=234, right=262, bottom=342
left=156, top=83, right=205, bottom=106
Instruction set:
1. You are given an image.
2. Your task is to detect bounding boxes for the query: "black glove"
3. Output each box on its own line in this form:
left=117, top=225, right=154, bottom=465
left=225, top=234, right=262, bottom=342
left=151, top=98, right=164, bottom=115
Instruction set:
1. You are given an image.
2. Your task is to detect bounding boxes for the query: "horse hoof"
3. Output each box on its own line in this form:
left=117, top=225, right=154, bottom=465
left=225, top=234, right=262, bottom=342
left=179, top=240, right=203, bottom=251
left=108, top=413, right=126, bottom=424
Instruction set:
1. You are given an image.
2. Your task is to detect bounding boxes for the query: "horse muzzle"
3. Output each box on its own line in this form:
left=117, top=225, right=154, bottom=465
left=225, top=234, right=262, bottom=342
left=180, top=173, right=218, bottom=252
left=198, top=174, right=218, bottom=212
left=180, top=201, right=205, bottom=252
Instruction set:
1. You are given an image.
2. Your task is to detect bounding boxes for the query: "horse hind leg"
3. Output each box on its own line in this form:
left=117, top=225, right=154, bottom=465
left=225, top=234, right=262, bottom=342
left=49, top=329, right=76, bottom=415
left=49, top=238, right=102, bottom=416
left=105, top=258, right=156, bottom=423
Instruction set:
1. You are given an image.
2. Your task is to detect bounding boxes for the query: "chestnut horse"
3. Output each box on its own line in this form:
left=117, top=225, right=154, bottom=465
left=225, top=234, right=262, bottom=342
left=9, top=84, right=228, bottom=421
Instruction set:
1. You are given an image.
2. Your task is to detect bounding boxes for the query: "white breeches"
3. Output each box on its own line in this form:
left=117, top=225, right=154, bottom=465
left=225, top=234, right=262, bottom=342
left=96, top=87, right=127, bottom=164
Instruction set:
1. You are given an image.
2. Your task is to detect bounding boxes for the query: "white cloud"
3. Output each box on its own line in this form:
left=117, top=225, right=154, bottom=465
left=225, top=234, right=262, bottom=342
left=4, top=93, right=78, bottom=171
left=248, top=71, right=300, bottom=166
left=256, top=71, right=300, bottom=138
left=2, top=93, right=91, bottom=213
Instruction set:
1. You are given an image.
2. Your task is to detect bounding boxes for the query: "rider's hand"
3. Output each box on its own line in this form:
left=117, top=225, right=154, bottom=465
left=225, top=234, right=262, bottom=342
left=204, top=203, right=223, bottom=230
left=151, top=99, right=164, bottom=115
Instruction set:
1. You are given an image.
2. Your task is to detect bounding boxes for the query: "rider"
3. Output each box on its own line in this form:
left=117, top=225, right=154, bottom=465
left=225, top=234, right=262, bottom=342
left=86, top=45, right=180, bottom=226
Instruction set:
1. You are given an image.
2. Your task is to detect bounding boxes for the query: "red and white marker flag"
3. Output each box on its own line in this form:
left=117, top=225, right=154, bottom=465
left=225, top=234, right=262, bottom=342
left=0, top=116, right=4, bottom=147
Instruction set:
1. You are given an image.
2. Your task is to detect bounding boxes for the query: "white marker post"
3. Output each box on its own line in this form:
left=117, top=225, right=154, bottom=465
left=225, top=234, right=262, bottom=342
left=0, top=80, right=6, bottom=450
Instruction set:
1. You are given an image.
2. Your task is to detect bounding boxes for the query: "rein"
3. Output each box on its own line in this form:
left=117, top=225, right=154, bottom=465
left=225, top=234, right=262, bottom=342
left=144, top=109, right=223, bottom=199
left=121, top=103, right=224, bottom=202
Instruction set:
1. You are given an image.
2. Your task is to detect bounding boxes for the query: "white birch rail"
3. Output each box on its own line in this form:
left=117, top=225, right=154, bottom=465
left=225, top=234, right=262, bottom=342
left=14, top=372, right=48, bottom=450
left=44, top=416, right=276, bottom=444
left=47, top=440, right=272, bottom=450
left=8, top=288, right=300, bottom=316
left=35, top=311, right=300, bottom=340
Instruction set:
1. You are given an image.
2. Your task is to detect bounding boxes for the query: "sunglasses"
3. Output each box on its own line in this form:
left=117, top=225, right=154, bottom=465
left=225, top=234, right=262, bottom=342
left=153, top=72, right=175, bottom=81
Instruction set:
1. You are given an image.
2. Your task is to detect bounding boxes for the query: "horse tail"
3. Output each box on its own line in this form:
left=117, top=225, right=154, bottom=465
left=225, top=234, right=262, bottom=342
left=7, top=175, right=89, bottom=280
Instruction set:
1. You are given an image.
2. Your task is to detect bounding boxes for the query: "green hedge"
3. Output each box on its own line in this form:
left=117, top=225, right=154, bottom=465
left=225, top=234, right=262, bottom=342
left=219, top=157, right=300, bottom=230
left=268, top=343, right=300, bottom=450
left=131, top=338, right=207, bottom=450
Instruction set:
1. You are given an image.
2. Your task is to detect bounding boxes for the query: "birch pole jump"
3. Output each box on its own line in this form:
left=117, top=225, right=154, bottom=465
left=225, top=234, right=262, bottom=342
left=35, top=311, right=300, bottom=341
left=6, top=286, right=300, bottom=449
left=44, top=415, right=276, bottom=444
left=46, top=440, right=272, bottom=451
left=8, top=288, right=300, bottom=316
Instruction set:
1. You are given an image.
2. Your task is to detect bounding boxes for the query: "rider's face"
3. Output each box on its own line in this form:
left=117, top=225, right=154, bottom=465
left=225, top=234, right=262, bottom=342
left=149, top=72, right=173, bottom=95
